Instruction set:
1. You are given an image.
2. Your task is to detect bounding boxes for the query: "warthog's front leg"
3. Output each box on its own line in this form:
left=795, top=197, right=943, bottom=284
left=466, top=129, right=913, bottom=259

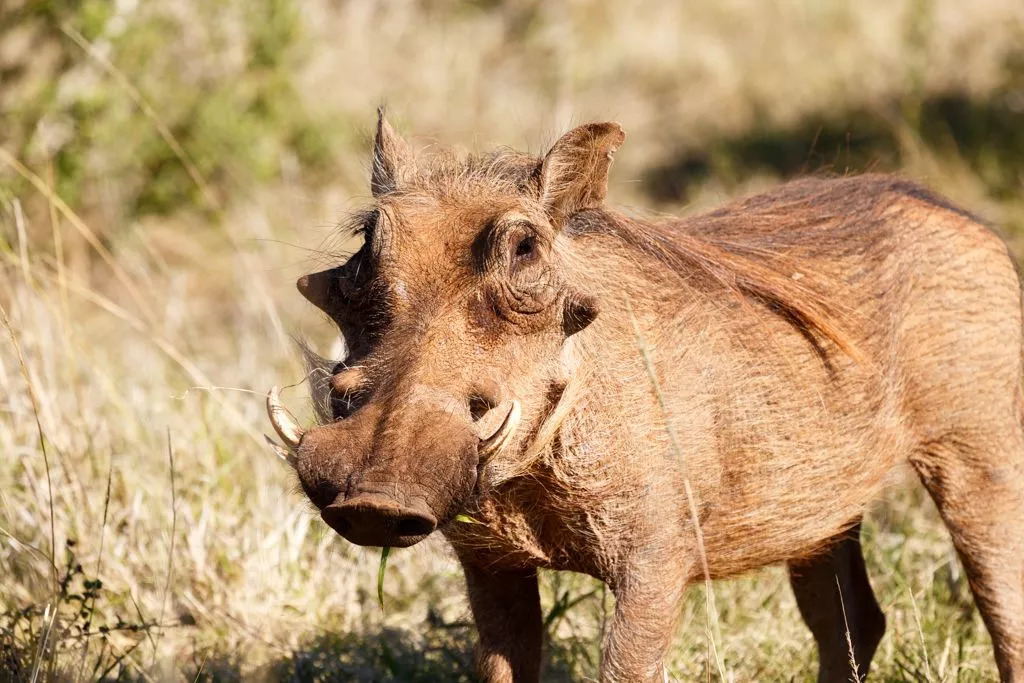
left=601, top=558, right=690, bottom=682
left=461, top=562, right=542, bottom=683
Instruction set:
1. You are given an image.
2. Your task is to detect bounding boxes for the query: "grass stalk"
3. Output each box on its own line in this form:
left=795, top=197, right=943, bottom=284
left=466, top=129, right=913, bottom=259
left=152, top=431, right=179, bottom=668
left=1, top=303, right=57, bottom=590
left=628, top=306, right=726, bottom=681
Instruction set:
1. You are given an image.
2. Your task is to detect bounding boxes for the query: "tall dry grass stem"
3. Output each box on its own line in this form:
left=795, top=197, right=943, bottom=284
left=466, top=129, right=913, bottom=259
left=152, top=431, right=179, bottom=668
left=628, top=306, right=726, bottom=680
left=60, top=24, right=222, bottom=214
left=835, top=576, right=861, bottom=683
left=0, top=303, right=56, bottom=589
left=0, top=148, right=156, bottom=326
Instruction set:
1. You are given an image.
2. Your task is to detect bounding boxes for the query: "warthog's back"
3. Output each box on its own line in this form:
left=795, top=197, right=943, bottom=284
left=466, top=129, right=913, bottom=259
left=559, top=175, right=1022, bottom=580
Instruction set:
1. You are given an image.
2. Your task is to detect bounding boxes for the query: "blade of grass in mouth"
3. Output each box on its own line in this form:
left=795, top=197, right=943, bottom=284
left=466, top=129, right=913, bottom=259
left=377, top=546, right=390, bottom=610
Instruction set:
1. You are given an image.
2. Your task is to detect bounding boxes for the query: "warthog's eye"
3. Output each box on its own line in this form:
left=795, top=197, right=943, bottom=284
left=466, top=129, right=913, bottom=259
left=331, top=389, right=364, bottom=420
left=505, top=221, right=543, bottom=270
left=355, top=209, right=379, bottom=241
left=514, top=235, right=536, bottom=260
left=470, top=216, right=561, bottom=332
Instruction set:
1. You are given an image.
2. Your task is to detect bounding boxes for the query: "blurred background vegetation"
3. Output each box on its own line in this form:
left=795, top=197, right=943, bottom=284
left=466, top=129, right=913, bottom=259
left=5, top=0, right=1024, bottom=233
left=1, top=0, right=1022, bottom=681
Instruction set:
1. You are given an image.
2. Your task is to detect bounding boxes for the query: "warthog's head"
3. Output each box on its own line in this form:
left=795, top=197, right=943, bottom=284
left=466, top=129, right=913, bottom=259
left=268, top=110, right=624, bottom=548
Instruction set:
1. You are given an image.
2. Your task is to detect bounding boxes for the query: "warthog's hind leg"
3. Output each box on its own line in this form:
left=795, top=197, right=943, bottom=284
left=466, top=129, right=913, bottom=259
left=788, top=520, right=885, bottom=683
left=911, top=433, right=1024, bottom=682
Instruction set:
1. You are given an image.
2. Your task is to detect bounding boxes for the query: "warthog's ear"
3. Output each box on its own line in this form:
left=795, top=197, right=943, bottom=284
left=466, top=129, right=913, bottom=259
left=371, top=107, right=412, bottom=197
left=296, top=267, right=336, bottom=314
left=539, top=122, right=625, bottom=226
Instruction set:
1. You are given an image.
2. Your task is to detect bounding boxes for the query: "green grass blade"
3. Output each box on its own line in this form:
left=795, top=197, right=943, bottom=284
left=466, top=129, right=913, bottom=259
left=377, top=546, right=390, bottom=611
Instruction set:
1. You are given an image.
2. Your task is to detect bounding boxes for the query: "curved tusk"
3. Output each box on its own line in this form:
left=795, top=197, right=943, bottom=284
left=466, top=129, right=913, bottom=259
left=267, top=386, right=304, bottom=449
left=479, top=400, right=520, bottom=460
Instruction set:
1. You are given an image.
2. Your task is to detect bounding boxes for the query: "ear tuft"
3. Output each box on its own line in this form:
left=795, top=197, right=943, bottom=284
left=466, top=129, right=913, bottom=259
left=371, top=107, right=412, bottom=197
left=539, top=122, right=626, bottom=226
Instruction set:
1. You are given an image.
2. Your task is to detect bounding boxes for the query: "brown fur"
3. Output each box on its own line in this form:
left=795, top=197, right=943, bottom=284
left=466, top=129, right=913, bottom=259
left=284, top=112, right=1024, bottom=682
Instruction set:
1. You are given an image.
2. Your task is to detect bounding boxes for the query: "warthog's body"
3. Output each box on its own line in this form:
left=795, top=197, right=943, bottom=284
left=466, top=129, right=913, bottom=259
left=269, top=113, right=1024, bottom=682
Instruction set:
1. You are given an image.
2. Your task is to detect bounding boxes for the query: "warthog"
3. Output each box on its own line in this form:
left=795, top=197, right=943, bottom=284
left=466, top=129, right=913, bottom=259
left=267, top=110, right=1024, bottom=682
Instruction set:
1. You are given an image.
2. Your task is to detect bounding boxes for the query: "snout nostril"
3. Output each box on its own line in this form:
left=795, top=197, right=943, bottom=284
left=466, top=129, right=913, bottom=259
left=332, top=515, right=352, bottom=535
left=321, top=505, right=352, bottom=535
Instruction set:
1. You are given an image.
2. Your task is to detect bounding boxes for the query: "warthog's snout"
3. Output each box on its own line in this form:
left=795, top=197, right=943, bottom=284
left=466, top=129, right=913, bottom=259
left=321, top=493, right=437, bottom=548
left=267, top=385, right=523, bottom=548
left=268, top=385, right=515, bottom=549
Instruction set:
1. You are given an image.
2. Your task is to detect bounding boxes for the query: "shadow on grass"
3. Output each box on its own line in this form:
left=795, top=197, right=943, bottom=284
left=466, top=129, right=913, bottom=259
left=190, top=624, right=590, bottom=683
left=644, top=53, right=1024, bottom=205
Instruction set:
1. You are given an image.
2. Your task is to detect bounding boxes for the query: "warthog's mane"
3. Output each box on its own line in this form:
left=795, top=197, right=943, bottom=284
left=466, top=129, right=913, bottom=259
left=566, top=175, right=922, bottom=365
left=576, top=174, right=985, bottom=369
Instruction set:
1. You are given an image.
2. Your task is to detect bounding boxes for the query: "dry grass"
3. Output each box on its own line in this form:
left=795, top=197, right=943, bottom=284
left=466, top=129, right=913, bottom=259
left=1, top=0, right=1022, bottom=680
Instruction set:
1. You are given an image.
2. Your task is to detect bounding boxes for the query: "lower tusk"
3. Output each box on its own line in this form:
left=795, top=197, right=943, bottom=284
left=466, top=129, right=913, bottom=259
left=264, top=434, right=298, bottom=468
left=267, top=386, right=304, bottom=449
left=479, top=400, right=521, bottom=460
